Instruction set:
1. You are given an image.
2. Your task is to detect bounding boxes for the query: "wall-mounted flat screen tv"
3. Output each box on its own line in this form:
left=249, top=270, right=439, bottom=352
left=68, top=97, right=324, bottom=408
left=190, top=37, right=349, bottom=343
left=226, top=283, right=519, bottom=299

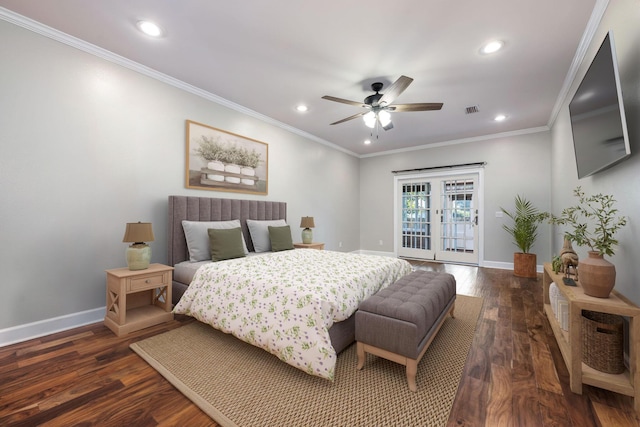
left=569, top=31, right=631, bottom=179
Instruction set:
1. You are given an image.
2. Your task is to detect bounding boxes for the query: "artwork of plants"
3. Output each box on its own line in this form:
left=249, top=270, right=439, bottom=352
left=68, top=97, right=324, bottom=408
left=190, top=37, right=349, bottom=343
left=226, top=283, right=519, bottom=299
left=186, top=120, right=268, bottom=195
left=194, top=136, right=262, bottom=168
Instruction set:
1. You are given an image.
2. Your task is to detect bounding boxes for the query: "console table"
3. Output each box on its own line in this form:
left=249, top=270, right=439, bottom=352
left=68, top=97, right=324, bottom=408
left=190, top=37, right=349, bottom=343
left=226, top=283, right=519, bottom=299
left=542, top=263, right=640, bottom=414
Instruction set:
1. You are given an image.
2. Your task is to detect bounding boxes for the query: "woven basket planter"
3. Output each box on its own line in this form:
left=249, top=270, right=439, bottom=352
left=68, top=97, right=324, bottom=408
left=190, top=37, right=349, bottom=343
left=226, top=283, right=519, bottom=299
left=581, top=310, right=624, bottom=374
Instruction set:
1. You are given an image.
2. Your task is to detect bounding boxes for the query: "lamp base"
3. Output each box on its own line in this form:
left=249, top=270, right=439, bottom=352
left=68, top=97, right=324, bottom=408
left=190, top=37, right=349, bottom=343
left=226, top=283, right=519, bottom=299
left=301, top=228, right=313, bottom=244
left=126, top=243, right=151, bottom=270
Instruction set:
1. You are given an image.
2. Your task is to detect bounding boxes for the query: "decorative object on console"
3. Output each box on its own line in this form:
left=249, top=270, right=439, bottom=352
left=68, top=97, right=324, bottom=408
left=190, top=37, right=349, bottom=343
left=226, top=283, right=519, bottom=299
left=551, top=254, right=562, bottom=274
left=300, top=216, right=315, bottom=244
left=559, top=237, right=579, bottom=280
left=550, top=187, right=627, bottom=298
left=500, top=195, right=548, bottom=278
left=122, top=222, right=155, bottom=270
left=186, top=120, right=268, bottom=195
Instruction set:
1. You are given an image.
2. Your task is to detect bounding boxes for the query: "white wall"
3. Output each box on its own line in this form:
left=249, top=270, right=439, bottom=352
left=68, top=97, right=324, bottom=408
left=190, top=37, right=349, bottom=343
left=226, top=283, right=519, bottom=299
left=359, top=131, right=553, bottom=266
left=550, top=0, right=640, bottom=305
left=0, top=20, right=359, bottom=331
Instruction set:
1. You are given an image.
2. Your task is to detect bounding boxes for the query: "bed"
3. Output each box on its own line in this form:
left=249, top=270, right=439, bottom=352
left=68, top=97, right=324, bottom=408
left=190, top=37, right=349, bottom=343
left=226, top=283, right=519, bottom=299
left=168, top=195, right=412, bottom=379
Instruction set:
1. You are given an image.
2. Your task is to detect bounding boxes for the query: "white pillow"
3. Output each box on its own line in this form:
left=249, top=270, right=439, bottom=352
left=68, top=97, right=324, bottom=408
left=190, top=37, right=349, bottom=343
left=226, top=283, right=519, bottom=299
left=246, top=219, right=287, bottom=252
left=182, top=220, right=249, bottom=261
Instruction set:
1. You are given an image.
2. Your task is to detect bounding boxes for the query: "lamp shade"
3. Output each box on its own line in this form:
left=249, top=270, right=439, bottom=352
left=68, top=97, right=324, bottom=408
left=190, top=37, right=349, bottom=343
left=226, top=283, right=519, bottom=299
left=378, top=110, right=391, bottom=127
left=300, top=217, right=315, bottom=229
left=363, top=111, right=376, bottom=128
left=122, top=222, right=155, bottom=243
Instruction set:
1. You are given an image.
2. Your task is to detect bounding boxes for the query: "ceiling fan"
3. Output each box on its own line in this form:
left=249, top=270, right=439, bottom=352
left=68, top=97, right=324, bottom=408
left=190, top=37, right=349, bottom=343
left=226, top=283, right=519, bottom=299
left=322, top=75, right=443, bottom=131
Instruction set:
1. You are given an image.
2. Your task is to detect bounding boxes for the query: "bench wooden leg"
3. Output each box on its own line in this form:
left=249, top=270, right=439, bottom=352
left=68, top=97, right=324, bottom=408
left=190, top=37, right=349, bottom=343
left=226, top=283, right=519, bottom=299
left=450, top=302, right=455, bottom=319
left=356, top=342, right=365, bottom=370
left=406, top=359, right=418, bottom=392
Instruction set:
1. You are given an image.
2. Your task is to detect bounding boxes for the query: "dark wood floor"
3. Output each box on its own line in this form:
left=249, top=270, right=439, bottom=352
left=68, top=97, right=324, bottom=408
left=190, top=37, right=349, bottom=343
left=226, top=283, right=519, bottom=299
left=1, top=261, right=639, bottom=426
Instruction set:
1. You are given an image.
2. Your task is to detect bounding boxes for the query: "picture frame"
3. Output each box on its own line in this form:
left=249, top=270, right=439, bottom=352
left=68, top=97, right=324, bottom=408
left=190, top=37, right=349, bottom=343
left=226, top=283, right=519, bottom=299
left=185, top=120, right=268, bottom=195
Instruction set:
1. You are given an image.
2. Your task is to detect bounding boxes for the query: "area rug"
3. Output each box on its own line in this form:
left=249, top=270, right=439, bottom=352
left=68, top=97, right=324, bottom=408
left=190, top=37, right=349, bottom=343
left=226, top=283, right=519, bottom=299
left=130, top=294, right=482, bottom=427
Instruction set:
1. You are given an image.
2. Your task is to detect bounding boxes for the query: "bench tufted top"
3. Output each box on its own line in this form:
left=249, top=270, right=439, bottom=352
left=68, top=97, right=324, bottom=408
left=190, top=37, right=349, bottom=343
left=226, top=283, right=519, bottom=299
left=358, top=270, right=456, bottom=341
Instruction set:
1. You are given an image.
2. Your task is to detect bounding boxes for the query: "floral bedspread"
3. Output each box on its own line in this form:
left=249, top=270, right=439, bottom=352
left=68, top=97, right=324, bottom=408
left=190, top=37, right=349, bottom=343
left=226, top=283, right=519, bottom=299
left=173, top=249, right=412, bottom=380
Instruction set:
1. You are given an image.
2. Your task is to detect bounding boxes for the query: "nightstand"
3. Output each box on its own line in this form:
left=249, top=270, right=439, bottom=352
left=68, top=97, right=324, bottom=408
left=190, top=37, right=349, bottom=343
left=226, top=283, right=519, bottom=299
left=104, top=263, right=174, bottom=336
left=293, top=242, right=325, bottom=250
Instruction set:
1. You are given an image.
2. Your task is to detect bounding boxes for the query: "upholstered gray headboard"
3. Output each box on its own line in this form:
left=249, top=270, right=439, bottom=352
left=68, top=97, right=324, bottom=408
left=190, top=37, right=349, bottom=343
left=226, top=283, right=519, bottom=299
left=168, top=195, right=287, bottom=266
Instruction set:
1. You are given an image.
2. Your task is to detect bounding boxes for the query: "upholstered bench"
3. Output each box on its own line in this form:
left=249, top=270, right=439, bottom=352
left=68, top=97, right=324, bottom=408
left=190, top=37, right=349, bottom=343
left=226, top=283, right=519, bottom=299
left=355, top=270, right=456, bottom=391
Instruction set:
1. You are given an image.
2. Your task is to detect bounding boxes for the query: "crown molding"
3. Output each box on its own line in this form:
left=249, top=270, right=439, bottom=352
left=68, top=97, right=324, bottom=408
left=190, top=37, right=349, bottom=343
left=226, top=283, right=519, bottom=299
left=359, top=126, right=550, bottom=159
left=547, top=0, right=609, bottom=127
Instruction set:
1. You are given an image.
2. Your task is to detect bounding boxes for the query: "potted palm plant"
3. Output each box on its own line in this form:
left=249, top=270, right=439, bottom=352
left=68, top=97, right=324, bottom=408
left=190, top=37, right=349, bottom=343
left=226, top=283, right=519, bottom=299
left=550, top=187, right=627, bottom=297
left=501, top=195, right=548, bottom=278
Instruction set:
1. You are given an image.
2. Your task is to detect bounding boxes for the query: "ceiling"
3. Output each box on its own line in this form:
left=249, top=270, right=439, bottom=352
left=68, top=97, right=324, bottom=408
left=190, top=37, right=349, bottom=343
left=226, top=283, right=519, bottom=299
left=0, top=0, right=599, bottom=156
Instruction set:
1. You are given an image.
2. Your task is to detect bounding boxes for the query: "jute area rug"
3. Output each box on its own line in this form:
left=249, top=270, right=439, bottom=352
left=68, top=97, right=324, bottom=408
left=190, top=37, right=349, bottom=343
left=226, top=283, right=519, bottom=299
left=130, top=294, right=482, bottom=427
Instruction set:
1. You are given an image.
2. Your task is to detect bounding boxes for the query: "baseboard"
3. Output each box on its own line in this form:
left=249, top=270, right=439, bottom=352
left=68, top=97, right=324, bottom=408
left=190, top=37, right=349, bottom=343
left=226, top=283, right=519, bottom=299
left=482, top=261, right=513, bottom=270
left=0, top=307, right=105, bottom=347
left=483, top=260, right=544, bottom=273
left=355, top=249, right=397, bottom=257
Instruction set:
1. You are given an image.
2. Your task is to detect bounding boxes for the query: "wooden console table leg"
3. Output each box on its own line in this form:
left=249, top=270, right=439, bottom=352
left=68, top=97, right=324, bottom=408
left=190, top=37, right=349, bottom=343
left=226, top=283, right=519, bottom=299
left=569, top=304, right=583, bottom=394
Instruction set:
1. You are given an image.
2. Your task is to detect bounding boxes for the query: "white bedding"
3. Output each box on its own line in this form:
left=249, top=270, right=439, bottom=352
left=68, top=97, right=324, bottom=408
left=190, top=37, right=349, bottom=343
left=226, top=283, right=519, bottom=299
left=173, top=249, right=412, bottom=380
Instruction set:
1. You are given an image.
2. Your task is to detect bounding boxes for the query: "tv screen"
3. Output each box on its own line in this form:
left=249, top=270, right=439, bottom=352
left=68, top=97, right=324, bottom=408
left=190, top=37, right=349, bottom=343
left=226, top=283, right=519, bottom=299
left=569, top=31, right=631, bottom=179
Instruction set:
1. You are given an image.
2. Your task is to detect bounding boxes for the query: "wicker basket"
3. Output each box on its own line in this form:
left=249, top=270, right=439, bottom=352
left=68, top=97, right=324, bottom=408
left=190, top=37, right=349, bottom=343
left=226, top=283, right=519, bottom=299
left=581, top=310, right=625, bottom=374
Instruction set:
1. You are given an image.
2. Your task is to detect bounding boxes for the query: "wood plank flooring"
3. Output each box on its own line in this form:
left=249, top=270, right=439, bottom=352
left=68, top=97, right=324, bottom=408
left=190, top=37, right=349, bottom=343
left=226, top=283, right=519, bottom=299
left=1, top=261, right=639, bottom=426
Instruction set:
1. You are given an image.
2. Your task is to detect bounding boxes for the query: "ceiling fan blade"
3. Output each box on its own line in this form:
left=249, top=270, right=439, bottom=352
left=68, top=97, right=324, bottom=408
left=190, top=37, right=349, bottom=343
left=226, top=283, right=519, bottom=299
left=329, top=111, right=367, bottom=125
left=391, top=103, right=443, bottom=112
left=378, top=75, right=413, bottom=106
left=321, top=95, right=365, bottom=107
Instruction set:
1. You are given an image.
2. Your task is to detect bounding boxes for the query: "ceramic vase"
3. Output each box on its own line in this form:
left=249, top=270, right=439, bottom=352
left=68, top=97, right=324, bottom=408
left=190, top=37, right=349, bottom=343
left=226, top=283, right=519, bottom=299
left=578, top=251, right=616, bottom=298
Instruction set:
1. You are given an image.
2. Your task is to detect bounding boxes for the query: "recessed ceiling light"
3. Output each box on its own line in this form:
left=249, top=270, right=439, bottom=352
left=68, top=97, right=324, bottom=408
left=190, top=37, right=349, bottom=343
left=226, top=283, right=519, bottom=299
left=296, top=104, right=309, bottom=112
left=494, top=114, right=507, bottom=122
left=136, top=20, right=163, bottom=37
left=364, top=139, right=372, bottom=145
left=481, top=40, right=504, bottom=54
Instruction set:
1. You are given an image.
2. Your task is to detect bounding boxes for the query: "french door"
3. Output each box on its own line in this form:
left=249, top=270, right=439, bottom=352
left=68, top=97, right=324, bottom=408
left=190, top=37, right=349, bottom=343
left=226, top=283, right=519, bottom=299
left=396, top=173, right=480, bottom=264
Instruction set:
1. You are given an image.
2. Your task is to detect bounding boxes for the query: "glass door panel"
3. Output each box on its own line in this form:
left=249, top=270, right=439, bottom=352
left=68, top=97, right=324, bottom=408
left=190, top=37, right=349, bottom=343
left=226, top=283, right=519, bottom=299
left=437, top=177, right=478, bottom=263
left=398, top=181, right=436, bottom=259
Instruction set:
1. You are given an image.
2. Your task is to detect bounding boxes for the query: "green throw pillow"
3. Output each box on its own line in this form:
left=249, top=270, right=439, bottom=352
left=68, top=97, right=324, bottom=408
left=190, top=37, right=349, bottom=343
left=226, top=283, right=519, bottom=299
left=268, top=225, right=294, bottom=252
left=208, top=227, right=246, bottom=261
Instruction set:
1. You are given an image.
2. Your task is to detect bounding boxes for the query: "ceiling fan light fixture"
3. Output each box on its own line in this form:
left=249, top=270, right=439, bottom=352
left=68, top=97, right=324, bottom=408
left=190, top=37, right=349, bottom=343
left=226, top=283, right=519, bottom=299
left=378, top=110, right=391, bottom=127
left=363, top=111, right=376, bottom=128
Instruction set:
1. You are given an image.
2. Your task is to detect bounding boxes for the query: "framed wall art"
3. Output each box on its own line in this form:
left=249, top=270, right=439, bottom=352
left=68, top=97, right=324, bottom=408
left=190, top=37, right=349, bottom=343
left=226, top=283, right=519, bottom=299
left=185, top=120, right=268, bottom=195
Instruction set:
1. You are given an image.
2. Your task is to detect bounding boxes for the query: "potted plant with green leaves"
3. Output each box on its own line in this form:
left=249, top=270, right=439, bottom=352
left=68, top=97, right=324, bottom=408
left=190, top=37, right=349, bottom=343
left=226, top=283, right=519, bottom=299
left=501, top=195, right=549, bottom=278
left=550, top=187, right=627, bottom=298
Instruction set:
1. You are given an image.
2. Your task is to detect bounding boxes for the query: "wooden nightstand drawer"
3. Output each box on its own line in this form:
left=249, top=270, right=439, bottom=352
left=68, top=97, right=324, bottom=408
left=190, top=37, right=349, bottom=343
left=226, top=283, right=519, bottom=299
left=129, top=272, right=167, bottom=292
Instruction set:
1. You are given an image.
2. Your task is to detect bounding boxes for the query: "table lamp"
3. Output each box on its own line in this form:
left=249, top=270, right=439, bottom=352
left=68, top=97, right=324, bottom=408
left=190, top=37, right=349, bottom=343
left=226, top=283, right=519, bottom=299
left=122, top=222, right=155, bottom=270
left=300, top=216, right=315, bottom=244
